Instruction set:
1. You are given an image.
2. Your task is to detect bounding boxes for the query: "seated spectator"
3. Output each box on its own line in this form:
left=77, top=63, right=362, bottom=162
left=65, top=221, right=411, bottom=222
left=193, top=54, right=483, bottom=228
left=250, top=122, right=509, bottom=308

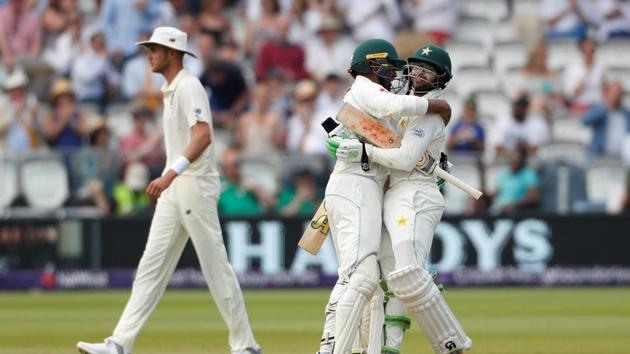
left=492, top=144, right=540, bottom=214
left=0, top=68, right=40, bottom=157
left=71, top=27, right=120, bottom=113
left=42, top=12, right=83, bottom=76
left=113, top=162, right=151, bottom=216
left=607, top=169, right=630, bottom=214
left=287, top=79, right=327, bottom=155
left=41, top=0, right=80, bottom=46
left=255, top=15, right=309, bottom=82
left=72, top=118, right=122, bottom=215
left=218, top=147, right=276, bottom=216
left=594, top=0, right=630, bottom=42
left=401, top=0, right=460, bottom=47
left=583, top=81, right=630, bottom=157
left=237, top=82, right=285, bottom=155
left=198, top=0, right=233, bottom=44
left=287, top=0, right=319, bottom=47
left=541, top=0, right=592, bottom=39
left=314, top=73, right=345, bottom=125
left=342, top=0, right=400, bottom=42
left=199, top=32, right=250, bottom=130
left=305, top=15, right=355, bottom=81
left=121, top=32, right=164, bottom=108
left=0, top=0, right=42, bottom=67
left=243, top=0, right=281, bottom=58
left=494, top=94, right=549, bottom=156
left=563, top=37, right=608, bottom=113
left=277, top=168, right=321, bottom=217
left=118, top=101, right=165, bottom=178
left=41, top=78, right=88, bottom=151
left=446, top=97, right=485, bottom=153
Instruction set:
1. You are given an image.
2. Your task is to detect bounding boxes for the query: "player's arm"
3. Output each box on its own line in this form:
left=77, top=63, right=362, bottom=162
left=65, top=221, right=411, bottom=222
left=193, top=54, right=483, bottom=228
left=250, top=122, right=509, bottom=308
left=366, top=117, right=442, bottom=172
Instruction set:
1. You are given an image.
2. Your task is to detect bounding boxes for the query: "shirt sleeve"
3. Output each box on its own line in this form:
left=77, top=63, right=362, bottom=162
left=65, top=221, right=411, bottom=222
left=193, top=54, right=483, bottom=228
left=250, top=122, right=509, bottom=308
left=524, top=169, right=540, bottom=189
left=367, top=116, right=443, bottom=172
left=181, top=78, right=212, bottom=127
left=349, top=78, right=429, bottom=122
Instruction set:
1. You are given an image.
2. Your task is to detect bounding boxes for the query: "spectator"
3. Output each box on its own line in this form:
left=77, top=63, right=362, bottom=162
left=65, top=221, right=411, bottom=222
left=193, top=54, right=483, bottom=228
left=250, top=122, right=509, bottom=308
left=99, top=0, right=160, bottom=67
left=0, top=68, right=40, bottom=157
left=607, top=169, right=630, bottom=214
left=72, top=117, right=121, bottom=215
left=594, top=0, right=630, bottom=42
left=218, top=147, right=276, bottom=216
left=494, top=93, right=549, bottom=156
left=277, top=168, right=321, bottom=217
left=41, top=78, right=89, bottom=151
left=540, top=0, right=592, bottom=39
left=255, top=15, right=309, bottom=82
left=446, top=97, right=485, bottom=153
left=563, top=37, right=609, bottom=113
left=243, top=0, right=281, bottom=58
left=198, top=0, right=233, bottom=44
left=287, top=0, right=319, bottom=46
left=41, top=0, right=80, bottom=47
left=42, top=12, right=83, bottom=76
left=113, top=161, right=151, bottom=215
left=71, top=28, right=120, bottom=113
left=583, top=81, right=630, bottom=157
left=305, top=15, right=355, bottom=80
left=0, top=0, right=42, bottom=67
left=314, top=73, right=346, bottom=124
left=121, top=33, right=165, bottom=106
left=237, top=82, right=285, bottom=155
left=179, top=12, right=203, bottom=77
left=492, top=144, right=540, bottom=214
left=118, top=101, right=165, bottom=178
left=287, top=79, right=327, bottom=155
left=401, top=0, right=460, bottom=47
left=199, top=32, right=250, bottom=130
left=342, top=0, right=401, bottom=42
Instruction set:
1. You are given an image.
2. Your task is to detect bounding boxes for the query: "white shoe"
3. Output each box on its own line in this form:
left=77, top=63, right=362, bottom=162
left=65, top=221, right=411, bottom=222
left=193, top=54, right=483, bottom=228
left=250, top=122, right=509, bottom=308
left=77, top=337, right=128, bottom=354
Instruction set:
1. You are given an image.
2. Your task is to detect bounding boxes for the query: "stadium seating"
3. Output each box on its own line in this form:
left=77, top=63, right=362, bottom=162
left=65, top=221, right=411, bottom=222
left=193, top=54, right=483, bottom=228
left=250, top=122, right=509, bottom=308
left=451, top=66, right=501, bottom=98
left=20, top=158, right=69, bottom=209
left=445, top=40, right=490, bottom=75
left=0, top=161, right=19, bottom=209
left=586, top=158, right=626, bottom=203
left=460, top=0, right=509, bottom=23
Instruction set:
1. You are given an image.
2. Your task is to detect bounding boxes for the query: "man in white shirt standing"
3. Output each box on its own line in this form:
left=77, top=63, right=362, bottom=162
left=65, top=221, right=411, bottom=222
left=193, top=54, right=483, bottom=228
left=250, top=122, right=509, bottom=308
left=77, top=27, right=261, bottom=354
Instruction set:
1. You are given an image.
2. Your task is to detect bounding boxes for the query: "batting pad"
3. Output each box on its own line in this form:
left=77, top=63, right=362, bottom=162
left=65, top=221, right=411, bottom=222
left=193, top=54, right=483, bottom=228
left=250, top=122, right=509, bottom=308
left=333, top=256, right=379, bottom=354
left=386, top=265, right=472, bottom=354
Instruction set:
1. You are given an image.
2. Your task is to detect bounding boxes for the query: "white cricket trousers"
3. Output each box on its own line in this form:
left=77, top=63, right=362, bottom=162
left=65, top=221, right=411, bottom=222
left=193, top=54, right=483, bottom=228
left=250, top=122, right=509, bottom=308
left=111, top=175, right=257, bottom=353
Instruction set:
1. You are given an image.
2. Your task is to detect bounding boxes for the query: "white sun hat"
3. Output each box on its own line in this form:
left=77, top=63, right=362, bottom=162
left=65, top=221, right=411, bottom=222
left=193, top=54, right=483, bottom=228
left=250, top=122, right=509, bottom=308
left=2, top=67, right=28, bottom=90
left=136, top=26, right=197, bottom=58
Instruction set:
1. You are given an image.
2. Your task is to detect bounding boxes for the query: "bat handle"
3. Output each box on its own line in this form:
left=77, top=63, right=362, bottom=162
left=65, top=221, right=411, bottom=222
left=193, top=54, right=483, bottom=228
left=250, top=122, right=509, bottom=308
left=434, top=166, right=483, bottom=200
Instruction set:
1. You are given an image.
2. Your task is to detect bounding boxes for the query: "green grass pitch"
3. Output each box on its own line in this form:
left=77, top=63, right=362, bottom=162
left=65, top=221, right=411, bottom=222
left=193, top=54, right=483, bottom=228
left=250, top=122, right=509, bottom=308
left=1, top=287, right=629, bottom=354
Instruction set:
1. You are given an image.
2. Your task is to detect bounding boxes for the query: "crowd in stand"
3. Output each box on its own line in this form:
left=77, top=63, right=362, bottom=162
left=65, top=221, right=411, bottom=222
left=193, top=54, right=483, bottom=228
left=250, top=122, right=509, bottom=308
left=1, top=0, right=630, bottom=217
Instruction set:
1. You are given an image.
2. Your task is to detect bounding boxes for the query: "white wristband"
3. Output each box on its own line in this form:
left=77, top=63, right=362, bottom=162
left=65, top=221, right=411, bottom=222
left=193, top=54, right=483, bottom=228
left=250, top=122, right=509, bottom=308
left=170, top=156, right=191, bottom=175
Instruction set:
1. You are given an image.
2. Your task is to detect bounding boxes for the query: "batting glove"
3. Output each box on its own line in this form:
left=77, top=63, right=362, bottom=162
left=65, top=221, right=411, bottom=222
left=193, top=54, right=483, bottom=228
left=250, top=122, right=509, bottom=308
left=326, top=137, right=363, bottom=162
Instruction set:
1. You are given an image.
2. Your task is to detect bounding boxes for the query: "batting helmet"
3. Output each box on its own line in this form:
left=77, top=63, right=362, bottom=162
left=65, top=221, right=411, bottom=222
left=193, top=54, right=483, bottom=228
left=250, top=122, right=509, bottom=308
left=407, top=44, right=453, bottom=90
left=349, top=39, right=406, bottom=76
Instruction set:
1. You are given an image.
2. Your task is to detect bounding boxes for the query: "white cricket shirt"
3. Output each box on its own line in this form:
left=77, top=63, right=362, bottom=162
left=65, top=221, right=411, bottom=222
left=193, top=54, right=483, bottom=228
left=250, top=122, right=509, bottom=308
left=161, top=69, right=219, bottom=177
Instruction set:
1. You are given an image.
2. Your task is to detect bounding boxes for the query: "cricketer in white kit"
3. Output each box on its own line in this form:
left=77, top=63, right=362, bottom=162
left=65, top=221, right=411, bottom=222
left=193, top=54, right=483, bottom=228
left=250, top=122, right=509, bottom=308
left=77, top=27, right=260, bottom=354
left=331, top=44, right=472, bottom=354
left=319, top=39, right=452, bottom=354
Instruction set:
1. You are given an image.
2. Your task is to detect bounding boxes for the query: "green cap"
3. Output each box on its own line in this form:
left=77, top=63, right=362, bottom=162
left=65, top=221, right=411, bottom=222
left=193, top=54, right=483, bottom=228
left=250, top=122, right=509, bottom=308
left=350, top=39, right=406, bottom=74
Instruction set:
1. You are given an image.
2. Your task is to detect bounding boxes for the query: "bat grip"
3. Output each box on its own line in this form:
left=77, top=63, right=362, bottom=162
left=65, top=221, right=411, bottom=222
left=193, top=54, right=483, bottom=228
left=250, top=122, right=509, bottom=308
left=434, top=166, right=483, bottom=200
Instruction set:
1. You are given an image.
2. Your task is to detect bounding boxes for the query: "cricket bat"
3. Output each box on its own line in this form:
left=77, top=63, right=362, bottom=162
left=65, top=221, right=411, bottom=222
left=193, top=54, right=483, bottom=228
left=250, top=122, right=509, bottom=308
left=297, top=202, right=330, bottom=254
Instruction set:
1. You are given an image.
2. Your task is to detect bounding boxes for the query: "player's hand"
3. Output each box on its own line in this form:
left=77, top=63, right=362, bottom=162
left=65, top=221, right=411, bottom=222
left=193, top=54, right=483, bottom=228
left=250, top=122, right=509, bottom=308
left=326, top=137, right=363, bottom=162
left=146, top=171, right=176, bottom=199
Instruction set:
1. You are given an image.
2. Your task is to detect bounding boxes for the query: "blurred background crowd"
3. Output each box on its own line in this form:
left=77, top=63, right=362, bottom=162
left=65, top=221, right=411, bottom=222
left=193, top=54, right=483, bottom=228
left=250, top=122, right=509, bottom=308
left=1, top=0, right=630, bottom=219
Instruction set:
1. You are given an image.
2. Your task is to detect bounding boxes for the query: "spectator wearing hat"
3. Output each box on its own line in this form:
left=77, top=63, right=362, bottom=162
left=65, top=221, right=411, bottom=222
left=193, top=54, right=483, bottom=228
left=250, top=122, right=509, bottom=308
left=118, top=101, right=165, bottom=178
left=0, top=67, right=40, bottom=157
left=0, top=0, right=42, bottom=67
left=276, top=168, right=322, bottom=217
left=113, top=161, right=151, bottom=215
left=41, top=78, right=88, bottom=151
left=71, top=28, right=120, bottom=113
left=305, top=15, right=355, bottom=81
left=287, top=79, right=328, bottom=155
left=255, top=15, right=309, bottom=81
left=447, top=96, right=486, bottom=153
left=494, top=93, right=549, bottom=156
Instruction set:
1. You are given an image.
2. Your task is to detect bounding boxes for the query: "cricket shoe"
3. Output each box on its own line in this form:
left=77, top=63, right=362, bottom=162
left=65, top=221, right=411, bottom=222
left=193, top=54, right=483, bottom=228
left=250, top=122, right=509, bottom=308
left=233, top=347, right=262, bottom=354
left=77, top=337, right=129, bottom=354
